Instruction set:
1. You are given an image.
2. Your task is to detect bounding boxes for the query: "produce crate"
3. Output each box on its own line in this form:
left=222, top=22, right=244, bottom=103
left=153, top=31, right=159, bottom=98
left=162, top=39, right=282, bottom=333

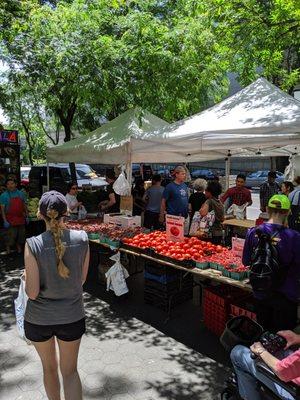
left=144, top=261, right=180, bottom=277
left=105, top=238, right=120, bottom=248
left=87, top=233, right=100, bottom=240
left=195, top=261, right=209, bottom=270
left=230, top=296, right=257, bottom=321
left=144, top=265, right=193, bottom=311
left=202, top=285, right=249, bottom=336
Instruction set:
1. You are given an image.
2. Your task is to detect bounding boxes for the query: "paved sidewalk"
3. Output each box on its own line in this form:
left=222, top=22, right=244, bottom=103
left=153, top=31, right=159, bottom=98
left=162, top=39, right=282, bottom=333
left=0, top=257, right=228, bottom=400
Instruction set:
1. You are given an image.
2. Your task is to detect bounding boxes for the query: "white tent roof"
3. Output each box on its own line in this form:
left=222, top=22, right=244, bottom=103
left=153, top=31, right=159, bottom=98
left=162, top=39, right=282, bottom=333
left=47, top=107, right=169, bottom=164
left=130, top=78, right=300, bottom=161
left=47, top=78, right=300, bottom=164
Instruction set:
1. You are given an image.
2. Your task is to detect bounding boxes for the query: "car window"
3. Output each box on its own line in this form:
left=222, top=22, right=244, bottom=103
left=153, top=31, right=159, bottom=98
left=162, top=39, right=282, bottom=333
left=60, top=168, right=71, bottom=180
left=260, top=171, right=268, bottom=177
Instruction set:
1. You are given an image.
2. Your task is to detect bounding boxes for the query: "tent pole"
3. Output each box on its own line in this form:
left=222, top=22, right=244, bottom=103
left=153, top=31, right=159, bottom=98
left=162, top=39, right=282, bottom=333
left=47, top=162, right=50, bottom=191
left=225, top=152, right=231, bottom=190
left=126, top=141, right=132, bottom=188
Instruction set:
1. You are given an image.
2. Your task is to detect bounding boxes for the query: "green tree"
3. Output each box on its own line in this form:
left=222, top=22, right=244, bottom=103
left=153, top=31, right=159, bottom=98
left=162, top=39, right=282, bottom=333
left=1, top=0, right=229, bottom=145
left=203, top=0, right=300, bottom=91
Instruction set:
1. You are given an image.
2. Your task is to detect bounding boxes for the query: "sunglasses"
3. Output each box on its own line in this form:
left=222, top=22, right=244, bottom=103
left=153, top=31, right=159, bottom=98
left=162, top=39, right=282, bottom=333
left=71, top=187, right=78, bottom=190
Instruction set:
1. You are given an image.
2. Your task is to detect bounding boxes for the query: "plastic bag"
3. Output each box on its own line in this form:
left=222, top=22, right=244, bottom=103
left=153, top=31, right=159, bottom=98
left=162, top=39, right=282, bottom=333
left=227, top=203, right=248, bottom=220
left=189, top=211, right=215, bottom=237
left=113, top=171, right=131, bottom=196
left=14, top=275, right=29, bottom=342
left=105, top=252, right=129, bottom=296
left=78, top=205, right=87, bottom=220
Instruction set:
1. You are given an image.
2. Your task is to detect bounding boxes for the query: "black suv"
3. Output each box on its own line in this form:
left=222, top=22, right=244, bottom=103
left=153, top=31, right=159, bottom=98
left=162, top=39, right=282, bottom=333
left=28, top=163, right=107, bottom=197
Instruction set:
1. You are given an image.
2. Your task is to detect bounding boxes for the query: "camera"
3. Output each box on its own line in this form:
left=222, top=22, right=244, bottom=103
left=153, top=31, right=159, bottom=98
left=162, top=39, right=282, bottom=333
left=260, top=331, right=287, bottom=355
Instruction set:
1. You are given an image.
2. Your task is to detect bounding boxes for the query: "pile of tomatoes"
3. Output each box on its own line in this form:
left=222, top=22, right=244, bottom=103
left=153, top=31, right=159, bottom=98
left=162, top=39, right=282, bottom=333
left=122, top=231, right=224, bottom=262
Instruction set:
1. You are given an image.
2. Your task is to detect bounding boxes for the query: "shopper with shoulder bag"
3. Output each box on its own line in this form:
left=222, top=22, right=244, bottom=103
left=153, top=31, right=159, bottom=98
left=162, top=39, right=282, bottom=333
left=199, top=181, right=224, bottom=244
left=24, top=191, right=90, bottom=400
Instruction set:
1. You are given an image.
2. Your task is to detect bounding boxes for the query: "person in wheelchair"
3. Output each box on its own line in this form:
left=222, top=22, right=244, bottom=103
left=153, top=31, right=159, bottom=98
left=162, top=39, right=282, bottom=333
left=230, top=330, right=300, bottom=400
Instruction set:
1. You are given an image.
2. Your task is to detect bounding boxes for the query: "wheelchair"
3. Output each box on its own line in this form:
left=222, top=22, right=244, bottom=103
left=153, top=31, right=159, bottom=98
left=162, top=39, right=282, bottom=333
left=221, top=361, right=300, bottom=399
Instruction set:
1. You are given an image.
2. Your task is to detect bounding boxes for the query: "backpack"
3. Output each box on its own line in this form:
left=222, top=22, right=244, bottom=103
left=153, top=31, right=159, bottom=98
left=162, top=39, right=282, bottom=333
left=249, top=227, right=286, bottom=296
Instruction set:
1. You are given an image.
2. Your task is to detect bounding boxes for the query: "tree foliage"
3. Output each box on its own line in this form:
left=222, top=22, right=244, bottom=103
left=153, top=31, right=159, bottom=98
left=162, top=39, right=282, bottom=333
left=203, top=0, right=300, bottom=91
left=0, top=0, right=299, bottom=162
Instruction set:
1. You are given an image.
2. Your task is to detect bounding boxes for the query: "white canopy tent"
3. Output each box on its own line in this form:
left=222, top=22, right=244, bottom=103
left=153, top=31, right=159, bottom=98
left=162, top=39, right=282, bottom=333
left=129, top=78, right=300, bottom=161
left=47, top=78, right=300, bottom=187
left=47, top=107, right=169, bottom=164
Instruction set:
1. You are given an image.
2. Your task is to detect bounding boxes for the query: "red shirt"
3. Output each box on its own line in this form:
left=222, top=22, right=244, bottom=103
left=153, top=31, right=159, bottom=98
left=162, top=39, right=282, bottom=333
left=221, top=186, right=252, bottom=206
left=276, top=349, right=300, bottom=385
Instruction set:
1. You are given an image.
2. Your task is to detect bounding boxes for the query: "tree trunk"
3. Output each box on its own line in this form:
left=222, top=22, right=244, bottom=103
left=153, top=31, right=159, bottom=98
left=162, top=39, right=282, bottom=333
left=57, top=101, right=78, bottom=184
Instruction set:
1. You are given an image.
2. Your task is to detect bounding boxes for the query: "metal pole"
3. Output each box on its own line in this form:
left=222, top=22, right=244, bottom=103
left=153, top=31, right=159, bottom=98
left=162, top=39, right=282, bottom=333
left=225, top=154, right=231, bottom=190
left=47, top=162, right=50, bottom=191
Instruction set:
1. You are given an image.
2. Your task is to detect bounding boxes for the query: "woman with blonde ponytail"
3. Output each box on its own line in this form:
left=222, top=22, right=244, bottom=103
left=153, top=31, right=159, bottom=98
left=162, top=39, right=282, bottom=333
left=24, top=191, right=90, bottom=400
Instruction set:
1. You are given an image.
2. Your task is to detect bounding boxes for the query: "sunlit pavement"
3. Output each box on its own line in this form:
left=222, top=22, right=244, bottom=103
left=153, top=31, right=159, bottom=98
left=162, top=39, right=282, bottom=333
left=0, top=254, right=228, bottom=400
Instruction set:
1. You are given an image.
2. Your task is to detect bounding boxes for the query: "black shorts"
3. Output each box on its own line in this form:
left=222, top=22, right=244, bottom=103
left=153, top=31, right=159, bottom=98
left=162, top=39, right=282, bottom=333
left=24, top=318, right=86, bottom=342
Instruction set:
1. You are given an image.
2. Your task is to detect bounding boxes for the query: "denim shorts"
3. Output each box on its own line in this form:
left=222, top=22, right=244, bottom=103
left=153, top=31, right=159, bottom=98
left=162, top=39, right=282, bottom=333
left=24, top=318, right=86, bottom=342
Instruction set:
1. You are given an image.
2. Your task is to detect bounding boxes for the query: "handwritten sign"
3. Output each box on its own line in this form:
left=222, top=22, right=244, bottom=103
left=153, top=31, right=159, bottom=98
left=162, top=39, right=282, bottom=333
left=166, top=214, right=184, bottom=242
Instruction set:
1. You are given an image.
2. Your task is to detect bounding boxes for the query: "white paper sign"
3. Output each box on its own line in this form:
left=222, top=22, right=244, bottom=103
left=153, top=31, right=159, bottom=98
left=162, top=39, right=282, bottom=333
left=166, top=214, right=184, bottom=242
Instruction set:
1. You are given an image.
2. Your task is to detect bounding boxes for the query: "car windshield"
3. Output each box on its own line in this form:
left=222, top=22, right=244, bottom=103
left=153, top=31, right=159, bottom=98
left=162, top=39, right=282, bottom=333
left=248, top=171, right=261, bottom=178
left=76, top=165, right=95, bottom=179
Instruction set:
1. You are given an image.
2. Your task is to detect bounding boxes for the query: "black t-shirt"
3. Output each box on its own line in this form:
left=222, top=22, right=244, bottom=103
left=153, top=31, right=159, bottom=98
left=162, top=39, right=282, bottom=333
left=107, top=183, right=120, bottom=213
left=189, top=192, right=206, bottom=213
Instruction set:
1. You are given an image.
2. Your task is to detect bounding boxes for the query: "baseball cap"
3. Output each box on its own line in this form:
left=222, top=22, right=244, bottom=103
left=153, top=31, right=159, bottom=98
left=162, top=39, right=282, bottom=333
left=268, top=194, right=290, bottom=210
left=39, top=190, right=68, bottom=218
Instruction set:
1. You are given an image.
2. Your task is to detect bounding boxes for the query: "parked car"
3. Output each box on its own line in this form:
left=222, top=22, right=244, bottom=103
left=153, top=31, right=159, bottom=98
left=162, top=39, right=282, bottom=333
left=190, top=169, right=217, bottom=180
left=245, top=170, right=285, bottom=189
left=20, top=166, right=31, bottom=188
left=29, top=163, right=107, bottom=197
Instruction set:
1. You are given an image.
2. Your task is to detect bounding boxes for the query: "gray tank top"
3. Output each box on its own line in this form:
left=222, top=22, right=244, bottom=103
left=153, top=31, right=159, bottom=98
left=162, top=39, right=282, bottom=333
left=25, top=229, right=88, bottom=325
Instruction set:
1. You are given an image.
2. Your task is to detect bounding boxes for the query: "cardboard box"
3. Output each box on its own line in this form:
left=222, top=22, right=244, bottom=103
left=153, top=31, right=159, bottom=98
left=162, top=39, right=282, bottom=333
left=103, top=213, right=141, bottom=228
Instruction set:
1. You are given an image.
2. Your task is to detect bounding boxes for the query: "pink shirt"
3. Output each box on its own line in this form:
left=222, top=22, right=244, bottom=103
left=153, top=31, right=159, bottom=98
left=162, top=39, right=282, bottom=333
left=276, top=349, right=300, bottom=385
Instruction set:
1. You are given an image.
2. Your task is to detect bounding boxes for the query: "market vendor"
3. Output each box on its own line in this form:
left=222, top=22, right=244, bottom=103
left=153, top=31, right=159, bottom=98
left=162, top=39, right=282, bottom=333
left=99, top=170, right=120, bottom=213
left=0, top=177, right=28, bottom=255
left=65, top=182, right=82, bottom=219
left=221, top=174, right=252, bottom=211
left=159, top=166, right=189, bottom=223
left=143, top=174, right=164, bottom=230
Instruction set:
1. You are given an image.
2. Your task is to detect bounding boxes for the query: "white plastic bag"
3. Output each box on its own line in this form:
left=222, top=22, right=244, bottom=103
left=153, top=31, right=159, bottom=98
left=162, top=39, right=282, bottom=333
left=227, top=203, right=248, bottom=220
left=113, top=171, right=131, bottom=196
left=105, top=252, right=129, bottom=296
left=14, top=275, right=29, bottom=341
left=78, top=205, right=87, bottom=220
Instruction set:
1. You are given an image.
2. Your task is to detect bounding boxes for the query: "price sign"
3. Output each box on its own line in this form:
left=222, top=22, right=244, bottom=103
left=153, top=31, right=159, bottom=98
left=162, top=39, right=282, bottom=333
left=166, top=214, right=184, bottom=242
left=0, top=130, right=18, bottom=143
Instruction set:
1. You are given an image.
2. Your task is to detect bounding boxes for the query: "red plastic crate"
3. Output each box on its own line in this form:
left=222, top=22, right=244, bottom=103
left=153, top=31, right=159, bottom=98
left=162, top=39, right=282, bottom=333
left=230, top=296, right=257, bottom=321
left=202, top=285, right=249, bottom=336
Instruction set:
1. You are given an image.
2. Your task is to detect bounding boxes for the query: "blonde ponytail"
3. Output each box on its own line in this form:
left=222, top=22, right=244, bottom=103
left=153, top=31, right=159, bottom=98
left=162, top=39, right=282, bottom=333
left=46, top=209, right=70, bottom=279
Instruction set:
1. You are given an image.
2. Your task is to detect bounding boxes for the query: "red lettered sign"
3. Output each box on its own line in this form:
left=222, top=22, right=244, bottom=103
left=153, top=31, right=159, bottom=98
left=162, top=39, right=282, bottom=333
left=0, top=130, right=18, bottom=143
left=166, top=214, right=184, bottom=242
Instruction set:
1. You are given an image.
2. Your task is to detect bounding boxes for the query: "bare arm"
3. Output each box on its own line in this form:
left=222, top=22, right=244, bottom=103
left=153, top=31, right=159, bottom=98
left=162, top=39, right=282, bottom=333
left=82, top=246, right=90, bottom=284
left=101, top=193, right=116, bottom=211
left=24, top=243, right=40, bottom=300
left=200, top=201, right=209, bottom=217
